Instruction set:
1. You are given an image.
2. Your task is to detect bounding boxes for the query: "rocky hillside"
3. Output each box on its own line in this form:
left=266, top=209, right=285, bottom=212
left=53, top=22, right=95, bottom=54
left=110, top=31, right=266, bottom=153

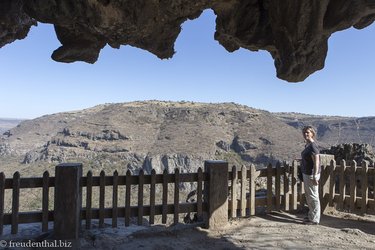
left=1, top=102, right=374, bottom=176
left=0, top=101, right=303, bottom=176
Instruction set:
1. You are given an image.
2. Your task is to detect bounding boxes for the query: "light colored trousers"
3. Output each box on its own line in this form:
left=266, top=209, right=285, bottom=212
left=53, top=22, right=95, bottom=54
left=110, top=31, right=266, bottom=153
left=303, top=174, right=321, bottom=223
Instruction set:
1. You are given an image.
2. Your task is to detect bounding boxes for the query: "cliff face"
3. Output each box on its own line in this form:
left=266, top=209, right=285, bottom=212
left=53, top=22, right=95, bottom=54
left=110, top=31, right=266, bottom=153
left=1, top=0, right=375, bottom=82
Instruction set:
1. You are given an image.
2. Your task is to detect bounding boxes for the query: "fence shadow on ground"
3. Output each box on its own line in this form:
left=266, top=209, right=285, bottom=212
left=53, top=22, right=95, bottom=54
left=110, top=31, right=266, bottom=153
left=259, top=210, right=375, bottom=236
left=319, top=213, right=375, bottom=236
left=105, top=224, right=243, bottom=250
left=0, top=222, right=244, bottom=250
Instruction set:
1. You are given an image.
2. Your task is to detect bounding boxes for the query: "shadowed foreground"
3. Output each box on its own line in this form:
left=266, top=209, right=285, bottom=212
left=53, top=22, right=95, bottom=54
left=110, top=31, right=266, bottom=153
left=1, top=210, right=374, bottom=249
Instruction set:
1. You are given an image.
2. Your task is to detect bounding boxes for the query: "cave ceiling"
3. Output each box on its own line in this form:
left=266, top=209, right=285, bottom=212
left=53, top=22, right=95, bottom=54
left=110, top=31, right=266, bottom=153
left=1, top=0, right=375, bottom=82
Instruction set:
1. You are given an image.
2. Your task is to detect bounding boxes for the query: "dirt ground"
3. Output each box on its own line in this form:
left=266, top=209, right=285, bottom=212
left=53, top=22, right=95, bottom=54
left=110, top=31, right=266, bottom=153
left=77, top=210, right=375, bottom=250
left=1, top=210, right=375, bottom=249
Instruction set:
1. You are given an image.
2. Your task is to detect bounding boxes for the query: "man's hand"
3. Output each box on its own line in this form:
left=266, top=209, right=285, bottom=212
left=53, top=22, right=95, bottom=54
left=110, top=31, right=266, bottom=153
left=312, top=178, right=319, bottom=186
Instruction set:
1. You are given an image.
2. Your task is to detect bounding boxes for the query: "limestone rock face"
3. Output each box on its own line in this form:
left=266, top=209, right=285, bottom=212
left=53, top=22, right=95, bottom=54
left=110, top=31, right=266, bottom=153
left=1, top=0, right=375, bottom=81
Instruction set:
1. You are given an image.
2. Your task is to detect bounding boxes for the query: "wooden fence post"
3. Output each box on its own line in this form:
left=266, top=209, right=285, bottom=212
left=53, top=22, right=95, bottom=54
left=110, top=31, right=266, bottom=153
left=204, top=160, right=228, bottom=229
left=349, top=160, right=357, bottom=212
left=249, top=164, right=256, bottom=216
left=267, top=164, right=273, bottom=213
left=320, top=154, right=334, bottom=213
left=283, top=163, right=290, bottom=211
left=42, top=171, right=50, bottom=232
left=54, top=163, right=82, bottom=241
left=230, top=165, right=237, bottom=218
left=99, top=170, right=105, bottom=228
left=291, top=160, right=298, bottom=211
left=112, top=170, right=119, bottom=228
left=361, top=161, right=369, bottom=214
left=149, top=169, right=156, bottom=224
left=275, top=162, right=281, bottom=211
left=138, top=169, right=144, bottom=226
left=338, top=160, right=346, bottom=210
left=173, top=168, right=180, bottom=225
left=86, top=171, right=93, bottom=229
left=329, top=159, right=336, bottom=207
left=11, top=172, right=20, bottom=234
left=240, top=165, right=247, bottom=217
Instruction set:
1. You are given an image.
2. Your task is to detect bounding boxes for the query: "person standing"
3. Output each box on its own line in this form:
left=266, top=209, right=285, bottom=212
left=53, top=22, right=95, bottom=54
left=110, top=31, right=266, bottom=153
left=301, top=126, right=320, bottom=225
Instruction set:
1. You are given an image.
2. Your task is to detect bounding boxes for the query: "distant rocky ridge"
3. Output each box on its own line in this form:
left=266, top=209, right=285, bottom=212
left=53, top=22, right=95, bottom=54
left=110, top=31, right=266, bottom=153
left=0, top=118, right=25, bottom=134
left=0, top=102, right=374, bottom=176
left=274, top=113, right=375, bottom=150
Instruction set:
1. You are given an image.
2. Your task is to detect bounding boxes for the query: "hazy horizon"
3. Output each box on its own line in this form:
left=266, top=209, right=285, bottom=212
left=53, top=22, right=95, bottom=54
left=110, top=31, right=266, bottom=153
left=1, top=100, right=374, bottom=121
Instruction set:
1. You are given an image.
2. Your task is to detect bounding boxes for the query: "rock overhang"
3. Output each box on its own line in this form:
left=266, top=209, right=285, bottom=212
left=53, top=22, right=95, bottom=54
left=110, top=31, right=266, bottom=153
left=1, top=0, right=374, bottom=82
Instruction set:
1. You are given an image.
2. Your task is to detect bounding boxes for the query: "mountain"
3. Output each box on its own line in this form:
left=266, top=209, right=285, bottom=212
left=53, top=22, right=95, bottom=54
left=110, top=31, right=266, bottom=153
left=0, top=101, right=374, bottom=176
left=273, top=113, right=375, bottom=149
left=0, top=101, right=303, bottom=176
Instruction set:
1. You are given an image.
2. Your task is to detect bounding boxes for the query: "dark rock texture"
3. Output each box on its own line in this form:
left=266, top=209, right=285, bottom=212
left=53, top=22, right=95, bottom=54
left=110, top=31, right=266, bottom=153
left=321, top=143, right=375, bottom=164
left=0, top=0, right=36, bottom=48
left=1, top=0, right=375, bottom=82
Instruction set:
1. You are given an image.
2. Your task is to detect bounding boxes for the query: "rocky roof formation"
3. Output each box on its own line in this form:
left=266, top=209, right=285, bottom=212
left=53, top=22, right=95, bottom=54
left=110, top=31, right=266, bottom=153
left=1, top=0, right=375, bottom=82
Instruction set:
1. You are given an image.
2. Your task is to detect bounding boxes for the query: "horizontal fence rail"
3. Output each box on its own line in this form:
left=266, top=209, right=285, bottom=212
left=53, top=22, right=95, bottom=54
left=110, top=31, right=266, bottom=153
left=0, top=167, right=209, bottom=236
left=83, top=169, right=209, bottom=229
left=1, top=157, right=374, bottom=238
left=228, top=159, right=375, bottom=219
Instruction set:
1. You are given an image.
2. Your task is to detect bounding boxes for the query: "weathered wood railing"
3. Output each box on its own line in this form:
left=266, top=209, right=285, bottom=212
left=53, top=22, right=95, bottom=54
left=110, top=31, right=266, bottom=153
left=0, top=161, right=230, bottom=239
left=1, top=158, right=374, bottom=240
left=0, top=171, right=55, bottom=235
left=0, top=165, right=210, bottom=237
left=228, top=159, right=375, bottom=218
left=81, top=167, right=207, bottom=229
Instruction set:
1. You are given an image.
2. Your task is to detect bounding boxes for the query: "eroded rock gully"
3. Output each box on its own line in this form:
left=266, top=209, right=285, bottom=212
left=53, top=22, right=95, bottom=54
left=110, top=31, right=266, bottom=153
left=1, top=0, right=375, bottom=82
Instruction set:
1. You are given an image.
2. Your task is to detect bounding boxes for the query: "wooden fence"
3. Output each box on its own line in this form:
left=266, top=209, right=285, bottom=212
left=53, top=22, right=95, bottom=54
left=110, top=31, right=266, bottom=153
left=1, top=158, right=374, bottom=239
left=228, top=159, right=375, bottom=218
left=0, top=163, right=211, bottom=237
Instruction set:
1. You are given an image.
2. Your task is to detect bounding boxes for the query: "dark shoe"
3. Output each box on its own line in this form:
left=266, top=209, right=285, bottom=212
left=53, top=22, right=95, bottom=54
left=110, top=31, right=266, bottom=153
left=303, top=217, right=309, bottom=222
left=303, top=220, right=319, bottom=225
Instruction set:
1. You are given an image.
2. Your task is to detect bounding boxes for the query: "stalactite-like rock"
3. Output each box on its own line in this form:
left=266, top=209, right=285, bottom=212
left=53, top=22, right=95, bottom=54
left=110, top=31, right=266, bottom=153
left=1, top=0, right=374, bottom=82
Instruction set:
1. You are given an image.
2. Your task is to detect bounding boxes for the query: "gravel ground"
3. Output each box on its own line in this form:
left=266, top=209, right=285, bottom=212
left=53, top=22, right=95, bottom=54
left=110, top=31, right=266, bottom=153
left=1, top=210, right=375, bottom=249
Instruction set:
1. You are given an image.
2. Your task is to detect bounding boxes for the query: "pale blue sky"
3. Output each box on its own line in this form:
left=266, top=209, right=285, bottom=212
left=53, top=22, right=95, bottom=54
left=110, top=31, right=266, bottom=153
left=1, top=10, right=374, bottom=119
